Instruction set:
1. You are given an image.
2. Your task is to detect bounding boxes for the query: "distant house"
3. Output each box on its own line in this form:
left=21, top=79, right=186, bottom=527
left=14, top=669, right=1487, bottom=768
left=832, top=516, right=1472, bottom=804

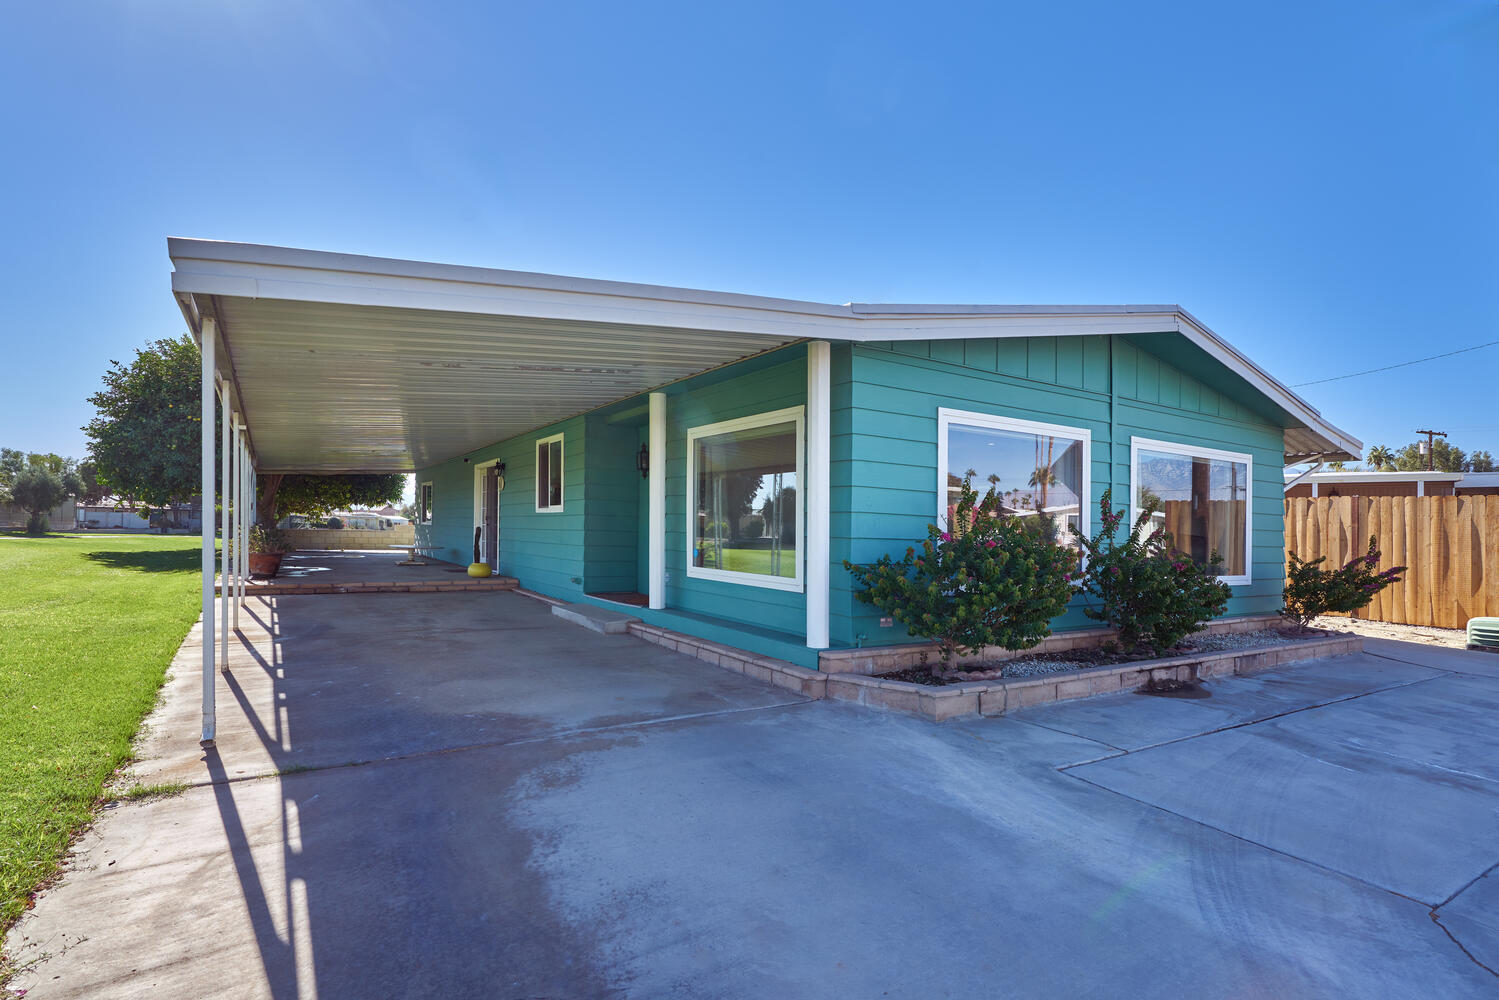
left=75, top=500, right=202, bottom=532
left=1285, top=470, right=1499, bottom=499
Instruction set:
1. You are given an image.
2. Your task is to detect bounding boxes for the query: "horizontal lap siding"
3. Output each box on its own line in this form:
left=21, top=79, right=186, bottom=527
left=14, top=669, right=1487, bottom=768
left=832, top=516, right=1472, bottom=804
left=835, top=341, right=1113, bottom=647
left=1115, top=336, right=1286, bottom=618
left=834, top=336, right=1288, bottom=648
left=665, top=354, right=808, bottom=636
left=416, top=415, right=587, bottom=599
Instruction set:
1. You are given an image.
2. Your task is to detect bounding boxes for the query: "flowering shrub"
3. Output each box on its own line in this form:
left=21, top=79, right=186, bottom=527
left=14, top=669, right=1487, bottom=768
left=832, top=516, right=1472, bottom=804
left=1282, top=537, right=1405, bottom=628
left=1070, top=489, right=1231, bottom=653
left=844, top=472, right=1076, bottom=665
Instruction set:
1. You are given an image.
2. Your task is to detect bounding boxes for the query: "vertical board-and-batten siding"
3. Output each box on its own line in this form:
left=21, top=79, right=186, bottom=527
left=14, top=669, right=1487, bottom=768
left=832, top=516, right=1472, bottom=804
left=836, top=336, right=1285, bottom=648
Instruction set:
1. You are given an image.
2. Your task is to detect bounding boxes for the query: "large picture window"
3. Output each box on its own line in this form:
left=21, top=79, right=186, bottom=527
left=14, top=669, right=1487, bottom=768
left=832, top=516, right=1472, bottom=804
left=1130, top=438, right=1252, bottom=585
left=686, top=406, right=804, bottom=592
left=937, top=409, right=1090, bottom=548
left=535, top=434, right=564, bottom=512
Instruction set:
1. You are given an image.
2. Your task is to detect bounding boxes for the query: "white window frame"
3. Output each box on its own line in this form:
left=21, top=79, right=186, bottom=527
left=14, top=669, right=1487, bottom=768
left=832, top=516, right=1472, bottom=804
left=936, top=408, right=1092, bottom=541
left=418, top=481, right=434, bottom=523
left=1129, top=436, right=1254, bottom=587
left=535, top=433, right=565, bottom=513
left=685, top=405, right=805, bottom=593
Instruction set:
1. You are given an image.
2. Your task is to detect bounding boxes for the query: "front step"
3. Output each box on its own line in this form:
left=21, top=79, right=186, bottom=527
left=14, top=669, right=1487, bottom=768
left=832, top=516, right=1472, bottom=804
left=551, top=601, right=641, bottom=635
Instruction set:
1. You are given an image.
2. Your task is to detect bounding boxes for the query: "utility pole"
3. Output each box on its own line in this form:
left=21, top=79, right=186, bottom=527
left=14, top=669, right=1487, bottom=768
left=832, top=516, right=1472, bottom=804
left=1415, top=429, right=1447, bottom=471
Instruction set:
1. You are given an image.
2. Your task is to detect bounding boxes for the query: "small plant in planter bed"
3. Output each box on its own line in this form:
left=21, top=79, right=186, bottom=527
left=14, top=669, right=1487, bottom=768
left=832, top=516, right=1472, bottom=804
left=1069, top=489, right=1231, bottom=655
left=1282, top=536, right=1404, bottom=630
left=844, top=471, right=1076, bottom=671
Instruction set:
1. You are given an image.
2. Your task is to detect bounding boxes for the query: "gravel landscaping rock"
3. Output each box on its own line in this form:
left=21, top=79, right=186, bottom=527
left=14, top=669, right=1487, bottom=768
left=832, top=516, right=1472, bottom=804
left=879, top=627, right=1316, bottom=685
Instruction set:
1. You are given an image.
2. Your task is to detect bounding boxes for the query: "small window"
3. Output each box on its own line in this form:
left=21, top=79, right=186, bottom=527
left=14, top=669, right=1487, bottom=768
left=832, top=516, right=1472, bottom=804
left=937, top=409, right=1091, bottom=549
left=535, top=434, right=564, bottom=512
left=1130, top=438, right=1252, bottom=585
left=418, top=482, right=434, bottom=523
left=686, top=407, right=804, bottom=592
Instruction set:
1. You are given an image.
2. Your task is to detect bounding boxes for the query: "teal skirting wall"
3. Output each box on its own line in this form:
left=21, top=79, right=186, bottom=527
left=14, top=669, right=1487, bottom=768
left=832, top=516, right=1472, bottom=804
left=418, top=332, right=1292, bottom=662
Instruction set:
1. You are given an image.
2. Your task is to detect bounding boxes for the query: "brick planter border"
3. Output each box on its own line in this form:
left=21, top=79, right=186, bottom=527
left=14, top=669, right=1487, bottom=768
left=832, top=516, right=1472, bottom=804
left=824, top=632, right=1363, bottom=722
left=818, top=613, right=1284, bottom=675
left=215, top=577, right=519, bottom=597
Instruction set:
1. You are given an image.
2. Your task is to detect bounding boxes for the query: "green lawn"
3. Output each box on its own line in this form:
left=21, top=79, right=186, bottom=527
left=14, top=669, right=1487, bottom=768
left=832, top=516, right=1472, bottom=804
left=0, top=533, right=202, bottom=931
left=715, top=546, right=796, bottom=578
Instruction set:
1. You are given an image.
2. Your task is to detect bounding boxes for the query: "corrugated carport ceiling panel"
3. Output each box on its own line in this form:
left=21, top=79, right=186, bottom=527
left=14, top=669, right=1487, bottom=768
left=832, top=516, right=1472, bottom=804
left=215, top=297, right=804, bottom=472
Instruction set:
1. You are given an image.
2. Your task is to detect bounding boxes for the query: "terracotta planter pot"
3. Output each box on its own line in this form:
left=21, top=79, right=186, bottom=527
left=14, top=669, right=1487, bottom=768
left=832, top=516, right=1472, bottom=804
left=248, top=552, right=285, bottom=579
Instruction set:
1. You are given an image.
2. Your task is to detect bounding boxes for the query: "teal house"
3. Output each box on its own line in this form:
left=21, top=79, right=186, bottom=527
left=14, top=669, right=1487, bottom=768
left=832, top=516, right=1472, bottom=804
left=171, top=241, right=1360, bottom=671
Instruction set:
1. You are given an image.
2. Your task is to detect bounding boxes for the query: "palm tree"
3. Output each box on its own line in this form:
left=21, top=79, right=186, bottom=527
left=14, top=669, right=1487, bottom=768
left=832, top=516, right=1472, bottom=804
left=1365, top=445, right=1394, bottom=472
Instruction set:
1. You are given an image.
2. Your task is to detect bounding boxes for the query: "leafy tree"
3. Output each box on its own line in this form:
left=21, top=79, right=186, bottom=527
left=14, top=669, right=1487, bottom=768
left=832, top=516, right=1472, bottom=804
left=85, top=335, right=407, bottom=522
left=1327, top=460, right=1347, bottom=472
left=1471, top=451, right=1496, bottom=473
left=844, top=471, right=1076, bottom=667
left=259, top=474, right=406, bottom=526
left=1, top=450, right=99, bottom=507
left=1389, top=439, right=1469, bottom=473
left=83, top=335, right=209, bottom=508
left=1364, top=445, right=1394, bottom=472
left=11, top=468, right=68, bottom=535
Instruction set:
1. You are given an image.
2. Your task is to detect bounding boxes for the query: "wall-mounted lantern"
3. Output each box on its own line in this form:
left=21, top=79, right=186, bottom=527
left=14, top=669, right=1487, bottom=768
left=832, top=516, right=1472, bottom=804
left=636, top=444, right=650, bottom=479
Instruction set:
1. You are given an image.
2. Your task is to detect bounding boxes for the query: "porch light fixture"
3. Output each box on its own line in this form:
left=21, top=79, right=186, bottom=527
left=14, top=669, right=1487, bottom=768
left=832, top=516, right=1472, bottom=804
left=636, top=444, right=650, bottom=479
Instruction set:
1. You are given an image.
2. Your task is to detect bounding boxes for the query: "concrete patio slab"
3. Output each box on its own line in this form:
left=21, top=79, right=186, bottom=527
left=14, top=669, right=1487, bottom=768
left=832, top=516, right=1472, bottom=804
left=1363, top=636, right=1499, bottom=678
left=12, top=704, right=1493, bottom=999
left=1438, top=868, right=1499, bottom=973
left=10, top=609, right=1499, bottom=997
left=1068, top=669, right=1499, bottom=903
left=1008, top=653, right=1441, bottom=751
left=123, top=590, right=804, bottom=787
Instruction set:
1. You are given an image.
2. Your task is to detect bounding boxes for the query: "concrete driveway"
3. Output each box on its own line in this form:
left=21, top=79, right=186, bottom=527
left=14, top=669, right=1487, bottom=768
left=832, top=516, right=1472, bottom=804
left=8, top=592, right=1499, bottom=998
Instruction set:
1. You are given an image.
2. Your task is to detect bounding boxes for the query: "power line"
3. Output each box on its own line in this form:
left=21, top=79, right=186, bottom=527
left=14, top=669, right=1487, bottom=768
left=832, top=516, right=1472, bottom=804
left=1291, top=339, right=1499, bottom=387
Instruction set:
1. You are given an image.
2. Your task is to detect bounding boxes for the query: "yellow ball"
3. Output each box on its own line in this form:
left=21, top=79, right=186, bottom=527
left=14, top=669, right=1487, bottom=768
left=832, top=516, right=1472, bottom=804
left=467, top=562, right=491, bottom=578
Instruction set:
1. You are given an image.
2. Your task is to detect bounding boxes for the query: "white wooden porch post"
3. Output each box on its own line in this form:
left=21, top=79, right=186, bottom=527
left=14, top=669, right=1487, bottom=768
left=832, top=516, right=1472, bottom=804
left=648, top=391, right=666, bottom=610
left=806, top=341, right=831, bottom=649
left=200, top=318, right=217, bottom=746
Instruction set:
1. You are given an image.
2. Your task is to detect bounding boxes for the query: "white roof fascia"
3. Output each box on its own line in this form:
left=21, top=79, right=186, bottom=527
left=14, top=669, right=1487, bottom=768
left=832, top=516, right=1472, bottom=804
left=1284, top=471, right=1464, bottom=484
left=167, top=239, right=1361, bottom=458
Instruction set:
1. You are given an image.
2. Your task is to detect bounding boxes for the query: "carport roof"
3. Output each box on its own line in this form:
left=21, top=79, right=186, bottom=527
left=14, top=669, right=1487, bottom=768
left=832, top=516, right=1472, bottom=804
left=170, top=238, right=1361, bottom=472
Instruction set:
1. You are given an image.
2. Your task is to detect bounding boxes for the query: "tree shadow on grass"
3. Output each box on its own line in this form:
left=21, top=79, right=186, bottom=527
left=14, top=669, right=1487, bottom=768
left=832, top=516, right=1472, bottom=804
left=84, top=549, right=200, bottom=573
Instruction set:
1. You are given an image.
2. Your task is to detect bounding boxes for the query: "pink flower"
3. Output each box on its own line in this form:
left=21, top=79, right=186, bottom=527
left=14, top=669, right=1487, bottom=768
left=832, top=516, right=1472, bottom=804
left=985, top=540, right=997, bottom=549
left=939, top=532, right=951, bottom=542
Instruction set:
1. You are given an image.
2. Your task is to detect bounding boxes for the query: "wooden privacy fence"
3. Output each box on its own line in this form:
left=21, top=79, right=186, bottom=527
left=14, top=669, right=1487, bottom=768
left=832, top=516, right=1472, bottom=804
left=1285, top=495, right=1499, bottom=629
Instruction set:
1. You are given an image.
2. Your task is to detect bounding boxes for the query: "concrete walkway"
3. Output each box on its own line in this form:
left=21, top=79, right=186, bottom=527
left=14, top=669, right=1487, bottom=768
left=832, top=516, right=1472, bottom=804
left=7, top=593, right=1499, bottom=998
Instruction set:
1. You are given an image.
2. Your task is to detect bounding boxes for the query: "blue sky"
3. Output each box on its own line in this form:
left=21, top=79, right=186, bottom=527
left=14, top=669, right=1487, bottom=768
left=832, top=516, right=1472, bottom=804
left=2, top=1, right=1495, bottom=469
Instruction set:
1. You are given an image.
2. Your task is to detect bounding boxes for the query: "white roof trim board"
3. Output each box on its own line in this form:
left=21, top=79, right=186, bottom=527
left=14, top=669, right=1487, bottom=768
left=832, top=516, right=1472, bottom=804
left=169, top=239, right=1362, bottom=472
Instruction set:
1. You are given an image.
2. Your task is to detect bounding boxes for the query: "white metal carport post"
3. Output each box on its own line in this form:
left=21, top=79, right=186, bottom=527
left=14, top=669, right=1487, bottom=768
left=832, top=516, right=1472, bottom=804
left=233, top=420, right=244, bottom=628
left=648, top=392, right=666, bottom=610
left=200, top=318, right=217, bottom=746
left=220, top=383, right=232, bottom=677
left=806, top=341, right=831, bottom=649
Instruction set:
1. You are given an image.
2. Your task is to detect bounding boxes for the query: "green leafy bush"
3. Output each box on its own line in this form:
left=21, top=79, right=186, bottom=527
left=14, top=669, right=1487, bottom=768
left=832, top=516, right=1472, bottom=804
left=10, top=467, right=67, bottom=536
left=1070, top=489, right=1231, bottom=653
left=844, top=471, right=1076, bottom=665
left=1282, top=537, right=1404, bottom=628
left=324, top=515, right=344, bottom=530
